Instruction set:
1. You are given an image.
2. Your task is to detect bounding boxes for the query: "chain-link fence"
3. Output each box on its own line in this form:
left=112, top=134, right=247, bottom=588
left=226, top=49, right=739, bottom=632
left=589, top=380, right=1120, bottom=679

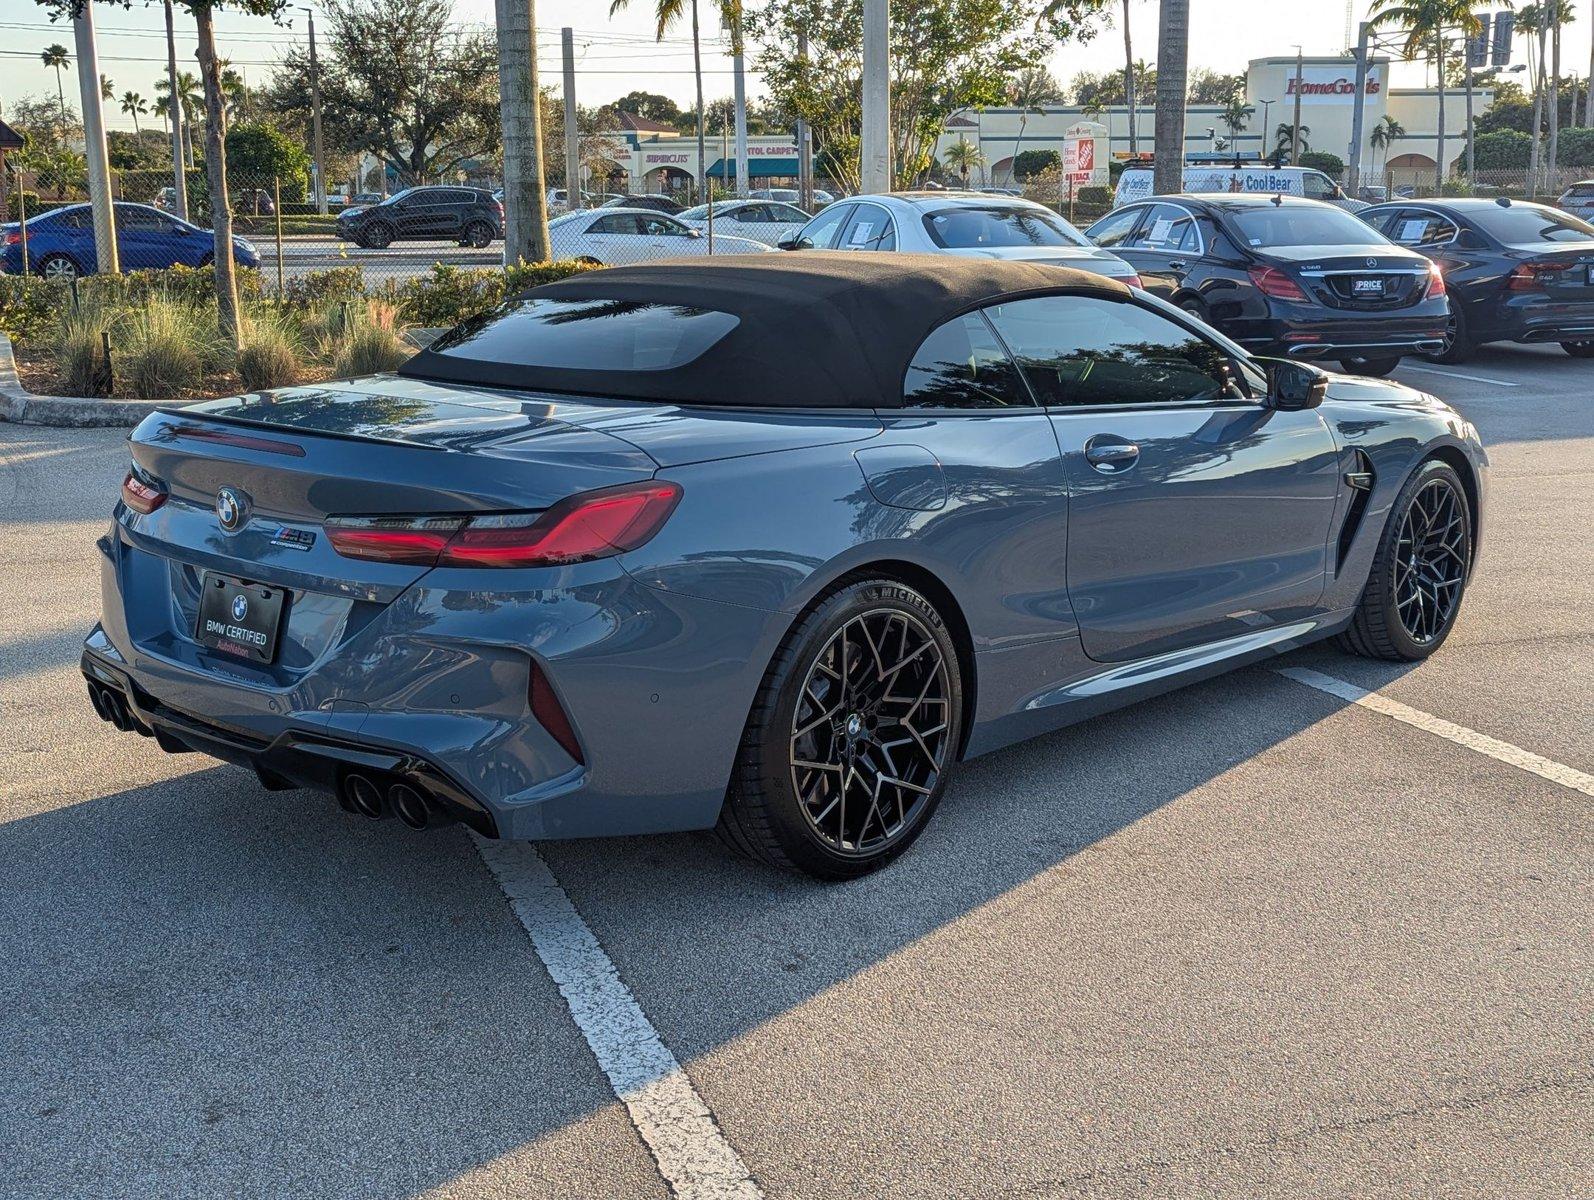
left=5, top=165, right=840, bottom=293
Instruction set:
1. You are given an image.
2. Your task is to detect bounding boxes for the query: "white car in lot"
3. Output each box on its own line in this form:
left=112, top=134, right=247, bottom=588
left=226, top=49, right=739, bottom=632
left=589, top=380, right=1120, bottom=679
left=777, top=191, right=1142, bottom=285
left=676, top=199, right=814, bottom=247
left=546, top=208, right=771, bottom=264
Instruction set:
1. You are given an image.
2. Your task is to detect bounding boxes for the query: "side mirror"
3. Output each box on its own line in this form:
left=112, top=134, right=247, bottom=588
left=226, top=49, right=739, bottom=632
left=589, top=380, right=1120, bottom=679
left=776, top=238, right=801, bottom=251
left=1263, top=359, right=1330, bottom=410
left=686, top=228, right=703, bottom=239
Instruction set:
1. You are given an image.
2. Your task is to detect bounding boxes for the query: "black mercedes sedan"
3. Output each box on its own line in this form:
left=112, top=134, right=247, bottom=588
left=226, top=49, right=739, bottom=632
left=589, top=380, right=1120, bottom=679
left=1086, top=195, right=1449, bottom=376
left=1359, top=197, right=1594, bottom=362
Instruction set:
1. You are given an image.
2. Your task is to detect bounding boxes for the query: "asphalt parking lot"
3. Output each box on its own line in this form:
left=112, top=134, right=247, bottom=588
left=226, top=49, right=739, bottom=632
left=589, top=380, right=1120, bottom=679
left=0, top=343, right=1589, bottom=1199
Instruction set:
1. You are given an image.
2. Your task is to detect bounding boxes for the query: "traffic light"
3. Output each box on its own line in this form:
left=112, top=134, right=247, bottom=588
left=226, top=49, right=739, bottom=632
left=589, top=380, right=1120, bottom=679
left=1468, top=13, right=1491, bottom=69
left=1491, top=10, right=1515, bottom=68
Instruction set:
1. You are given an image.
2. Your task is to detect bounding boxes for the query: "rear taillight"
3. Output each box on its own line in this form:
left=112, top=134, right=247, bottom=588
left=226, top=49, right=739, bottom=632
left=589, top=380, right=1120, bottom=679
left=1120, top=273, right=1143, bottom=289
left=120, top=471, right=166, bottom=515
left=1248, top=265, right=1308, bottom=301
left=1508, top=260, right=1568, bottom=291
left=1426, top=262, right=1446, bottom=298
left=3, top=230, right=19, bottom=247
left=325, top=480, right=682, bottom=569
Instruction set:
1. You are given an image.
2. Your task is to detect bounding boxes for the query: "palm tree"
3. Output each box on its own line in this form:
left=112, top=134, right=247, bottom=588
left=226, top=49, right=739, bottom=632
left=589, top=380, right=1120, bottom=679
left=1220, top=98, right=1254, bottom=148
left=1274, top=122, right=1310, bottom=162
left=121, top=91, right=148, bottom=136
left=1004, top=67, right=1064, bottom=187
left=218, top=61, right=250, bottom=122
left=100, top=75, right=114, bottom=102
left=1369, top=0, right=1491, bottom=194
left=1121, top=0, right=1138, bottom=157
left=1369, top=113, right=1405, bottom=178
left=1152, top=0, right=1189, bottom=196
left=155, top=70, right=202, bottom=168
left=943, top=136, right=985, bottom=187
left=41, top=45, right=71, bottom=133
left=1544, top=0, right=1573, bottom=191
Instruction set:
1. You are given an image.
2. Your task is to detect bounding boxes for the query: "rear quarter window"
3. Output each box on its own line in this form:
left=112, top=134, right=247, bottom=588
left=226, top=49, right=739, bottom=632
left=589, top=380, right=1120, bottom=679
left=418, top=297, right=740, bottom=374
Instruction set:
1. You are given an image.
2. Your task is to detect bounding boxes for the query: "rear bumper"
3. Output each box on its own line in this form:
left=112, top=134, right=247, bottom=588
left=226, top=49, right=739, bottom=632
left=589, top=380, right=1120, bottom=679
left=1233, top=307, right=1449, bottom=361
left=91, top=521, right=790, bottom=841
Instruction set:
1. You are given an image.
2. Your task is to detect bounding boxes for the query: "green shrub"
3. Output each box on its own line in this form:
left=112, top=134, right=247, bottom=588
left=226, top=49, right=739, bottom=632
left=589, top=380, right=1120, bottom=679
left=52, top=306, right=117, bottom=397
left=123, top=298, right=214, bottom=399
left=1473, top=129, right=1533, bottom=170
left=0, top=276, right=64, bottom=345
left=393, top=260, right=597, bottom=327
left=279, top=266, right=365, bottom=310
left=1077, top=184, right=1113, bottom=207
left=238, top=310, right=304, bottom=392
left=1298, top=151, right=1345, bottom=179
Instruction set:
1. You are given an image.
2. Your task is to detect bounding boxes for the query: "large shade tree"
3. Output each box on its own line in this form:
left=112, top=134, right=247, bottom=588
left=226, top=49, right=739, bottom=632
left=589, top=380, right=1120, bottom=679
left=263, top=0, right=499, bottom=186
left=753, top=0, right=1070, bottom=193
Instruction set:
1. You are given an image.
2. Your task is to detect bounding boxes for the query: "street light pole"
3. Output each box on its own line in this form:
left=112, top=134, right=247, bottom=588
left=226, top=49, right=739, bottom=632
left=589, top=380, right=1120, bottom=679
left=1290, top=45, right=1303, bottom=164
left=74, top=0, right=119, bottom=275
left=1348, top=21, right=1371, bottom=195
left=301, top=7, right=328, bottom=214
left=796, top=29, right=812, bottom=210
left=860, top=0, right=890, bottom=194
left=162, top=0, right=187, bottom=220
left=562, top=27, right=581, bottom=209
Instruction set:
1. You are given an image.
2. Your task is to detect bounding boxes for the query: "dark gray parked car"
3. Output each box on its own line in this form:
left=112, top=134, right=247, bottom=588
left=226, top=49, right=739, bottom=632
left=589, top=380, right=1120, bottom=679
left=336, top=185, right=502, bottom=248
left=83, top=255, right=1487, bottom=877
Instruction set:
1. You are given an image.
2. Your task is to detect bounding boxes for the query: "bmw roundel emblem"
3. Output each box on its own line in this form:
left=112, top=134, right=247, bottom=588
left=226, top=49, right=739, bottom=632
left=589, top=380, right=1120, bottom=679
left=231, top=594, right=250, bottom=622
left=215, top=487, right=249, bottom=533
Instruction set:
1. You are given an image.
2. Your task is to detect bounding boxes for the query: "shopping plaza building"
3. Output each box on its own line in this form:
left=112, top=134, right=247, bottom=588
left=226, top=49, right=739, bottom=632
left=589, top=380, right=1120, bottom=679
left=604, top=55, right=1495, bottom=193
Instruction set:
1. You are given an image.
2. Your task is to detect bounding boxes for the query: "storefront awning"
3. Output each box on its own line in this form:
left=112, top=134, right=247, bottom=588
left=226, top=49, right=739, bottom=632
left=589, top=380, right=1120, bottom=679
left=705, top=157, right=803, bottom=179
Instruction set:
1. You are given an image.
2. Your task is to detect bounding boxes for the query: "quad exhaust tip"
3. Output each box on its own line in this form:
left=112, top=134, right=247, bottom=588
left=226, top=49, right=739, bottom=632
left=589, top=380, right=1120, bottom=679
left=342, top=773, right=389, bottom=820
left=88, top=680, right=137, bottom=733
left=389, top=782, right=432, bottom=830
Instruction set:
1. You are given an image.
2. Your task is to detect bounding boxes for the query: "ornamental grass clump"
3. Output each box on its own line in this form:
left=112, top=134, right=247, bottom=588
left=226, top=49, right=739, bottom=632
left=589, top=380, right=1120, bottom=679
left=123, top=297, right=219, bottom=400
left=51, top=306, right=115, bottom=397
left=330, top=300, right=411, bottom=378
left=237, top=308, right=304, bottom=392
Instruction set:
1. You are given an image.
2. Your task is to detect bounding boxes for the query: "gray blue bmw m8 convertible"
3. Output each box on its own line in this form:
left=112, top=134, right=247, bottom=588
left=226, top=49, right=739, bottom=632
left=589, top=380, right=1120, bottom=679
left=83, top=255, right=1486, bottom=877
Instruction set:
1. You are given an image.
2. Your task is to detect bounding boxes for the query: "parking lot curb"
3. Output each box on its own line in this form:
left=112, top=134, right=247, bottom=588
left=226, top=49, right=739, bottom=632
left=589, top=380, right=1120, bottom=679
left=0, top=333, right=187, bottom=428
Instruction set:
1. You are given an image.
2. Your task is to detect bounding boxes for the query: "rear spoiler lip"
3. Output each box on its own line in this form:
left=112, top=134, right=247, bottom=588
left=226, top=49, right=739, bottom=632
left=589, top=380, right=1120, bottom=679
left=149, top=405, right=450, bottom=452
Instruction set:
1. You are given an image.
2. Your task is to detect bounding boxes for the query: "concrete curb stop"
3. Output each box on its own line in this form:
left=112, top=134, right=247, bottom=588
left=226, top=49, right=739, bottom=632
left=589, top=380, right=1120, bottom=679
left=0, top=328, right=446, bottom=430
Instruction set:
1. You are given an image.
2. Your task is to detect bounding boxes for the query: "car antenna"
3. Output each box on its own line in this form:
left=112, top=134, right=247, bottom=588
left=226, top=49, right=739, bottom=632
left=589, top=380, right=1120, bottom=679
left=1271, top=193, right=1284, bottom=206
left=1495, top=195, right=1512, bottom=207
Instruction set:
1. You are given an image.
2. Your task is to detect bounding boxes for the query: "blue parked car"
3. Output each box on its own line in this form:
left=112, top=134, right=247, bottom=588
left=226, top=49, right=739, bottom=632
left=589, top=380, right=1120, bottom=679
left=1, top=201, right=259, bottom=279
left=82, top=255, right=1486, bottom=878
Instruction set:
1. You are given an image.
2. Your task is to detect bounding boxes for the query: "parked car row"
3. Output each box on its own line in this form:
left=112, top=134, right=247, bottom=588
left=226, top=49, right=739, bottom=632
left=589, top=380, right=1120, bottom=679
left=1, top=201, right=259, bottom=280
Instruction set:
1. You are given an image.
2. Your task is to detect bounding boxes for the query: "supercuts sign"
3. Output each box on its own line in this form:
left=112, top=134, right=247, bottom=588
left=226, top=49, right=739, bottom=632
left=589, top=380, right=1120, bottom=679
left=1283, top=66, right=1383, bottom=105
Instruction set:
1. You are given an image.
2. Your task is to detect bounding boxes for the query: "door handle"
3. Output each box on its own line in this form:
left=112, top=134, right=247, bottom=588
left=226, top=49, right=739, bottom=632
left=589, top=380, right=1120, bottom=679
left=1084, top=436, right=1140, bottom=473
left=1167, top=259, right=1187, bottom=270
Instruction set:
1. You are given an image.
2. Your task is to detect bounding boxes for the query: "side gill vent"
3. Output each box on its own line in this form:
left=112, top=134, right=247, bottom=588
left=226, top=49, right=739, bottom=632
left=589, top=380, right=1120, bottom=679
left=1336, top=449, right=1375, bottom=575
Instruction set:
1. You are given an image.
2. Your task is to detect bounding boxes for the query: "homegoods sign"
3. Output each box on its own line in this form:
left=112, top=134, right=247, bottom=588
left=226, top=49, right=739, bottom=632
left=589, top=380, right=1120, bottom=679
left=1283, top=66, right=1383, bottom=104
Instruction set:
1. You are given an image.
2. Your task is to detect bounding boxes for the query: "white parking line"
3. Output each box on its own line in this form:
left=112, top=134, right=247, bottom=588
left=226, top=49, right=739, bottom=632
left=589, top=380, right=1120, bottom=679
left=472, top=836, right=765, bottom=1200
left=1396, top=364, right=1523, bottom=387
left=1276, top=667, right=1594, bottom=797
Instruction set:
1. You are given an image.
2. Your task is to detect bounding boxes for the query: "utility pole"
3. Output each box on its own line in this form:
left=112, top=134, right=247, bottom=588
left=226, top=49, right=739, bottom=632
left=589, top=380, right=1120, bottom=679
left=796, top=29, right=812, bottom=210
left=1290, top=45, right=1304, bottom=164
left=561, top=27, right=581, bottom=208
left=860, top=0, right=890, bottom=194
left=74, top=0, right=119, bottom=275
left=1347, top=21, right=1371, bottom=195
left=495, top=0, right=550, bottom=261
left=302, top=7, right=327, bottom=214
left=162, top=0, right=187, bottom=220
left=731, top=16, right=749, bottom=198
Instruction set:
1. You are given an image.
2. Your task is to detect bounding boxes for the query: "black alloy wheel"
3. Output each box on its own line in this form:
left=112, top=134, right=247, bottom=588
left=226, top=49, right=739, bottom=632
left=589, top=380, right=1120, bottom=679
left=363, top=222, right=393, bottom=249
left=462, top=221, right=494, bottom=249
left=719, top=578, right=962, bottom=879
left=1425, top=304, right=1473, bottom=364
left=1337, top=354, right=1402, bottom=377
left=1340, top=458, right=1473, bottom=661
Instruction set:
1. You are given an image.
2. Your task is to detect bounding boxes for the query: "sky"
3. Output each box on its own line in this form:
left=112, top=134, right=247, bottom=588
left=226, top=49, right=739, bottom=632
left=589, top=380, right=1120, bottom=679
left=1, top=0, right=1588, bottom=134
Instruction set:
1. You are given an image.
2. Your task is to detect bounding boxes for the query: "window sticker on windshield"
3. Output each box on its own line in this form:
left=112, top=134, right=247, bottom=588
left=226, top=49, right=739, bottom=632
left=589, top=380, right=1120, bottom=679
left=849, top=222, right=875, bottom=245
left=1249, top=237, right=1262, bottom=245
left=1399, top=219, right=1428, bottom=243
left=1148, top=218, right=1174, bottom=244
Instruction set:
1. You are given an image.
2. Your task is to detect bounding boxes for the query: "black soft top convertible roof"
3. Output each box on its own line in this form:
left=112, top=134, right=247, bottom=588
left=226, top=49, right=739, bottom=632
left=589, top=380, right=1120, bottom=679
left=399, top=251, right=1128, bottom=409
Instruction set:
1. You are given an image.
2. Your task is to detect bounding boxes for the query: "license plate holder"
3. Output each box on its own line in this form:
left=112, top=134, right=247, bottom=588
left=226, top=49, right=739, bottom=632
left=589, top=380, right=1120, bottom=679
left=1352, top=276, right=1386, bottom=297
left=196, top=573, right=287, bottom=664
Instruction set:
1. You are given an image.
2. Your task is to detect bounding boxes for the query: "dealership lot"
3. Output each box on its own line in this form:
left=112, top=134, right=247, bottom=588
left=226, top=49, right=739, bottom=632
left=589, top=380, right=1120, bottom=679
left=0, top=343, right=1588, bottom=1198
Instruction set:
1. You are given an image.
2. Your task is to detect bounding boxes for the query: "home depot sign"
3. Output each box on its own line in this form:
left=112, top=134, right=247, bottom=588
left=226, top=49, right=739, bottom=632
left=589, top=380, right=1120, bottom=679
left=1062, top=122, right=1108, bottom=186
